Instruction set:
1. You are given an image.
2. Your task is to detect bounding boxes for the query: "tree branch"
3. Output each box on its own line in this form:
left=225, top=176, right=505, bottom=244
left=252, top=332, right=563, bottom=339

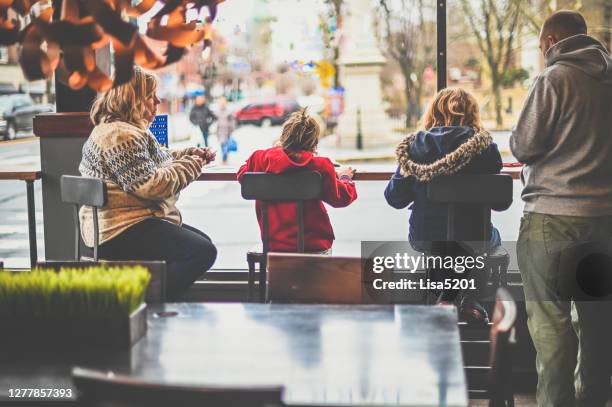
left=459, top=0, right=488, bottom=57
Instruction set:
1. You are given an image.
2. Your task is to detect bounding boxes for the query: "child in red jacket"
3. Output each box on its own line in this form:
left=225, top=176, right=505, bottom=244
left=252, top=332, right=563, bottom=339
left=237, top=108, right=357, bottom=253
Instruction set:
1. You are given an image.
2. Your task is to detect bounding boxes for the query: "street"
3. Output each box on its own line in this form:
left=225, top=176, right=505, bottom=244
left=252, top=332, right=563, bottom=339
left=0, top=125, right=522, bottom=269
left=0, top=138, right=43, bottom=268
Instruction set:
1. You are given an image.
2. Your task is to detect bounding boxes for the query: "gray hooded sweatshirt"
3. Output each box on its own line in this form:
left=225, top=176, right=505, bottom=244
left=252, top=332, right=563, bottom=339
left=510, top=34, right=612, bottom=216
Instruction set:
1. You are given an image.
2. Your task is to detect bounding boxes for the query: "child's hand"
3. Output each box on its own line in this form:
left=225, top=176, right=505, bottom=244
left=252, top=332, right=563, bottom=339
left=337, top=166, right=356, bottom=179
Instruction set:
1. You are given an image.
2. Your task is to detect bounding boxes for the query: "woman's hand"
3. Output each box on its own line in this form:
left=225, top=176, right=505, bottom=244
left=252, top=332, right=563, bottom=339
left=190, top=155, right=205, bottom=168
left=192, top=147, right=216, bottom=164
left=337, top=166, right=356, bottom=179
left=204, top=149, right=217, bottom=164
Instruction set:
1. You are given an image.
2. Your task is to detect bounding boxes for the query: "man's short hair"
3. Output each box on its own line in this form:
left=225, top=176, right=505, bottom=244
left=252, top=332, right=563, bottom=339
left=542, top=10, right=587, bottom=40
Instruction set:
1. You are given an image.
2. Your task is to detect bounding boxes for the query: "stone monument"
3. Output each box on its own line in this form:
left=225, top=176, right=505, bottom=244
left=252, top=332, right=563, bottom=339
left=336, top=0, right=393, bottom=148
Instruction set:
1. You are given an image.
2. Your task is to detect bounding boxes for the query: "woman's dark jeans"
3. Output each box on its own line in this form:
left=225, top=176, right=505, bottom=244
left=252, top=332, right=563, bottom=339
left=84, top=218, right=217, bottom=300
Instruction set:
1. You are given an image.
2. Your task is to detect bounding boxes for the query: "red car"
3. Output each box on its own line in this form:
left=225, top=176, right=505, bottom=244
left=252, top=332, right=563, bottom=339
left=234, top=98, right=301, bottom=127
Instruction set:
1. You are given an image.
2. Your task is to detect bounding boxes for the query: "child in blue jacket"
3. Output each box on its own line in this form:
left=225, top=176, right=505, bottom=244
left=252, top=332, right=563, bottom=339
left=385, top=87, right=503, bottom=323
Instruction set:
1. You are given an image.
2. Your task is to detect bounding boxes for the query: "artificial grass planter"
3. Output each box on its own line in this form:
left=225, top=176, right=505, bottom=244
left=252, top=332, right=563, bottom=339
left=0, top=266, right=151, bottom=349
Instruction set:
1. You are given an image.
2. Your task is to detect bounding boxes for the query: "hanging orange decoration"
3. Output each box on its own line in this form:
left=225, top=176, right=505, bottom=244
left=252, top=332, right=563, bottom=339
left=0, top=0, right=226, bottom=90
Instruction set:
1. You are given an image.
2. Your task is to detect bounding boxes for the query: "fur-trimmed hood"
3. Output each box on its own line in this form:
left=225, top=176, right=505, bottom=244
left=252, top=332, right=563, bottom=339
left=396, top=126, right=493, bottom=182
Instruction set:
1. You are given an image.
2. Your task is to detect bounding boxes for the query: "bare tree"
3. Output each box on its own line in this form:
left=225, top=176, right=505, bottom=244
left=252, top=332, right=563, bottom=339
left=378, top=0, right=436, bottom=128
left=517, top=0, right=612, bottom=50
left=515, top=0, right=580, bottom=35
left=459, top=0, right=522, bottom=127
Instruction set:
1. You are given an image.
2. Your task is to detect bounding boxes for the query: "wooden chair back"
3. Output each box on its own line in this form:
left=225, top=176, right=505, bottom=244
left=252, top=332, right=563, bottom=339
left=267, top=253, right=365, bottom=303
left=60, top=175, right=107, bottom=261
left=240, top=171, right=322, bottom=253
left=427, top=174, right=513, bottom=251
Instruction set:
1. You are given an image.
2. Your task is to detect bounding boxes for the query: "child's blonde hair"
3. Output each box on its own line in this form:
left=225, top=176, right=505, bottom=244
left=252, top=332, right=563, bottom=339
left=278, top=108, right=320, bottom=154
left=421, top=87, right=484, bottom=132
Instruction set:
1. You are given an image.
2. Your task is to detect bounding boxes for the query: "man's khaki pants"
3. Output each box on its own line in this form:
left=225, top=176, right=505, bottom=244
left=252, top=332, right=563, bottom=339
left=518, top=212, right=612, bottom=407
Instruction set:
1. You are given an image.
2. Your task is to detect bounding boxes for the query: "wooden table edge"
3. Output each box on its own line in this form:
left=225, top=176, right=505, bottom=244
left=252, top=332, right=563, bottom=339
left=197, top=170, right=521, bottom=181
left=0, top=170, right=42, bottom=181
left=0, top=169, right=518, bottom=181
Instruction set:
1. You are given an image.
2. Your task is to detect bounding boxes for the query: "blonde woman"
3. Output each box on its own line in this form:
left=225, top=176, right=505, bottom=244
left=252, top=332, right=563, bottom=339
left=384, top=87, right=503, bottom=322
left=79, top=67, right=217, bottom=299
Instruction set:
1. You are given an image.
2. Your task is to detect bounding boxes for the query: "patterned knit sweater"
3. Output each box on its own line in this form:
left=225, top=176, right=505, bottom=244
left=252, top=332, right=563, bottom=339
left=78, top=121, right=202, bottom=247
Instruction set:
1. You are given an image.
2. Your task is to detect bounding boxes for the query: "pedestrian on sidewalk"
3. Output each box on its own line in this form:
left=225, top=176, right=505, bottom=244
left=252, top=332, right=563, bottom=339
left=215, top=96, right=236, bottom=165
left=237, top=108, right=357, bottom=254
left=510, top=10, right=612, bottom=407
left=384, top=87, right=504, bottom=324
left=189, top=95, right=216, bottom=147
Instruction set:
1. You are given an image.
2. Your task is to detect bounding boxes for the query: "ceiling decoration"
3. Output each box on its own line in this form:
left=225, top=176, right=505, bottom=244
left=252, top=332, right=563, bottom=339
left=0, top=0, right=224, bottom=91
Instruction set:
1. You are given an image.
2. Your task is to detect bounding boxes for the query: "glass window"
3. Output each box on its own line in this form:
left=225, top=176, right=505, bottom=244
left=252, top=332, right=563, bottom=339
left=135, top=0, right=439, bottom=270
left=0, top=47, right=8, bottom=64
left=445, top=1, right=610, bottom=163
left=444, top=0, right=547, bottom=164
left=14, top=94, right=33, bottom=108
left=0, top=95, right=12, bottom=114
left=446, top=0, right=539, bottom=132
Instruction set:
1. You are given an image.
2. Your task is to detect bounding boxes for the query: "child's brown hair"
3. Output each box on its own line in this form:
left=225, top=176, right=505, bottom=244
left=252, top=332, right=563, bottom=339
left=421, top=87, right=484, bottom=132
left=278, top=108, right=320, bottom=154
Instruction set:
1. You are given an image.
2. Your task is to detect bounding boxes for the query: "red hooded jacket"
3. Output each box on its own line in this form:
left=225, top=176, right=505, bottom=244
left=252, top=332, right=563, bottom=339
left=237, top=147, right=357, bottom=252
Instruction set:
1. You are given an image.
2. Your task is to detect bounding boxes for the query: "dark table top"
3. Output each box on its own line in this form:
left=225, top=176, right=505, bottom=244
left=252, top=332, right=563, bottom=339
left=0, top=303, right=467, bottom=406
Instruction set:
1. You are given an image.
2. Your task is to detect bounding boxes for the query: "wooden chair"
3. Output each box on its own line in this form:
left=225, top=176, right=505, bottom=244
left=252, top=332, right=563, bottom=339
left=267, top=253, right=365, bottom=303
left=60, top=175, right=107, bottom=262
left=487, top=287, right=517, bottom=407
left=240, top=171, right=322, bottom=302
left=426, top=174, right=513, bottom=248
left=72, top=367, right=284, bottom=407
left=59, top=175, right=167, bottom=303
left=426, top=174, right=513, bottom=303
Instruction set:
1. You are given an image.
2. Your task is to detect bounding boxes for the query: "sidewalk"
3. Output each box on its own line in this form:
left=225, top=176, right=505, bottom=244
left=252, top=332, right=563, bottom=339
left=318, top=133, right=397, bottom=163
left=318, top=130, right=513, bottom=164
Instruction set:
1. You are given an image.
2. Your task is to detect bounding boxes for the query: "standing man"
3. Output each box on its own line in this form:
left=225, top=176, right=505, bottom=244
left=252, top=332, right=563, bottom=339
left=510, top=10, right=612, bottom=407
left=189, top=95, right=216, bottom=147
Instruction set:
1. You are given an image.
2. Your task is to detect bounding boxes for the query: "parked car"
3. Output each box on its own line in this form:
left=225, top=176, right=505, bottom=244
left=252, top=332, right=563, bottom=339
left=0, top=82, right=18, bottom=95
left=0, top=93, right=54, bottom=140
left=234, top=98, right=301, bottom=127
